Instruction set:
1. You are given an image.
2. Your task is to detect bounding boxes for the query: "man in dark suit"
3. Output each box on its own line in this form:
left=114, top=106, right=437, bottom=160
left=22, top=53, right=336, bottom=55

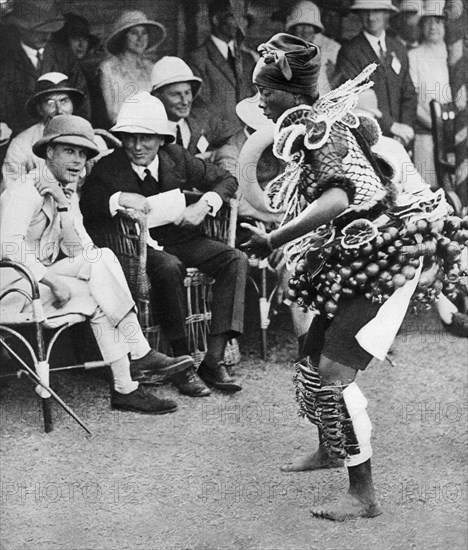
left=0, top=0, right=90, bottom=139
left=150, top=56, right=232, bottom=158
left=80, top=92, right=248, bottom=395
left=187, top=0, right=256, bottom=147
left=333, top=0, right=417, bottom=148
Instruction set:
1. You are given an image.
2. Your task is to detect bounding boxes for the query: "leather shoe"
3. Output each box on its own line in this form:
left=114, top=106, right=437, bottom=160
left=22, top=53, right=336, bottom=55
left=198, top=362, right=242, bottom=393
left=131, top=350, right=193, bottom=383
left=443, top=312, right=468, bottom=338
left=111, top=386, right=178, bottom=415
left=172, top=367, right=211, bottom=397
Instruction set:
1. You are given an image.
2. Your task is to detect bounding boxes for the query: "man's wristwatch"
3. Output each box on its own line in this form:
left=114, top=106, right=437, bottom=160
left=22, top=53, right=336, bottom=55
left=57, top=206, right=69, bottom=212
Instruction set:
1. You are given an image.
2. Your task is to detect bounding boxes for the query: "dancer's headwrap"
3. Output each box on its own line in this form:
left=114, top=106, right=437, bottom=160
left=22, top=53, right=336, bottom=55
left=253, top=33, right=321, bottom=99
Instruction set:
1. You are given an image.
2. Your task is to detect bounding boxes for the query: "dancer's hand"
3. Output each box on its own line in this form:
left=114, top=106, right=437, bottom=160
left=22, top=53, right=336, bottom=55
left=240, top=222, right=272, bottom=258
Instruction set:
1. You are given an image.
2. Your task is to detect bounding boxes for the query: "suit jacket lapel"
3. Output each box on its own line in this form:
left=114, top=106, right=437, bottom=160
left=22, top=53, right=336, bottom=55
left=158, top=149, right=180, bottom=192
left=206, top=38, right=236, bottom=88
left=358, top=33, right=380, bottom=64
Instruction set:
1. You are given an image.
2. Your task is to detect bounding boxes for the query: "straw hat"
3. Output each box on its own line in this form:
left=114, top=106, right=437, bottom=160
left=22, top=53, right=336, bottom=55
left=110, top=91, right=175, bottom=141
left=422, top=0, right=445, bottom=17
left=151, top=57, right=202, bottom=97
left=26, top=72, right=85, bottom=118
left=285, top=1, right=324, bottom=33
left=105, top=10, right=166, bottom=55
left=7, top=0, right=64, bottom=32
left=350, top=0, right=399, bottom=12
left=33, top=115, right=100, bottom=159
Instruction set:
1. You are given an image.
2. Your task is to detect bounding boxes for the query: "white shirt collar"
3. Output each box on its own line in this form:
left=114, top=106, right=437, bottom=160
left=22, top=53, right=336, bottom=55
left=363, top=30, right=387, bottom=56
left=211, top=35, right=235, bottom=60
left=21, top=42, right=44, bottom=68
left=131, top=156, right=159, bottom=180
left=167, top=119, right=190, bottom=148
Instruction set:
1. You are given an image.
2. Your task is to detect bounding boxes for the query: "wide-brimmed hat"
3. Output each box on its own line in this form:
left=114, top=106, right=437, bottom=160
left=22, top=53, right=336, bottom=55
left=422, top=0, right=445, bottom=18
left=285, top=1, right=324, bottom=33
left=106, top=10, right=166, bottom=55
left=151, top=57, right=202, bottom=97
left=33, top=115, right=100, bottom=159
left=26, top=72, right=85, bottom=118
left=236, top=94, right=274, bottom=132
left=350, top=0, right=399, bottom=12
left=253, top=33, right=321, bottom=97
left=53, top=13, right=100, bottom=48
left=7, top=0, right=64, bottom=33
left=110, top=92, right=175, bottom=141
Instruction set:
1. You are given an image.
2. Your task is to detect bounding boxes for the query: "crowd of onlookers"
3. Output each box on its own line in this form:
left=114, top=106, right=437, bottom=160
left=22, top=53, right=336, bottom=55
left=0, top=0, right=466, bottom=414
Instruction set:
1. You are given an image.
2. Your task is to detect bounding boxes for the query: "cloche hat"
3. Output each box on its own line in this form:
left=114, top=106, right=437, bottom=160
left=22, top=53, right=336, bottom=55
left=285, top=1, right=325, bottom=33
left=422, top=0, right=445, bottom=17
left=33, top=115, right=100, bottom=159
left=106, top=10, right=166, bottom=55
left=151, top=57, right=202, bottom=97
left=110, top=92, right=175, bottom=141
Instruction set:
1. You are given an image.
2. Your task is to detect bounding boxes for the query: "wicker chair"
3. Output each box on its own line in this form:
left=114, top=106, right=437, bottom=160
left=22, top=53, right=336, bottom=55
left=90, top=197, right=239, bottom=367
left=0, top=261, right=104, bottom=434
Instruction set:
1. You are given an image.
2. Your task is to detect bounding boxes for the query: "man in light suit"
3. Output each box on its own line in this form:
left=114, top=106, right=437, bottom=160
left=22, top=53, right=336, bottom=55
left=333, top=0, right=417, bottom=148
left=0, top=115, right=193, bottom=415
left=80, top=93, right=248, bottom=395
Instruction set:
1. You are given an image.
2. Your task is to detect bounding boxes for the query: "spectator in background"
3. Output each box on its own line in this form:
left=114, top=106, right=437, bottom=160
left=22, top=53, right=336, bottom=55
left=285, top=1, right=341, bottom=94
left=187, top=0, right=256, bottom=162
left=333, top=0, right=417, bottom=148
left=408, top=0, right=452, bottom=189
left=2, top=73, right=83, bottom=192
left=389, top=0, right=423, bottom=50
left=52, top=12, right=101, bottom=61
left=150, top=56, right=232, bottom=158
left=99, top=10, right=166, bottom=126
left=51, top=13, right=108, bottom=128
left=0, top=0, right=90, bottom=138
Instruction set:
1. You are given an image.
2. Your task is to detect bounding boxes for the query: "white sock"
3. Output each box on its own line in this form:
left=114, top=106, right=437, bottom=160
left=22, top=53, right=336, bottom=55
left=117, top=311, right=151, bottom=360
left=435, top=293, right=458, bottom=325
left=110, top=356, right=139, bottom=394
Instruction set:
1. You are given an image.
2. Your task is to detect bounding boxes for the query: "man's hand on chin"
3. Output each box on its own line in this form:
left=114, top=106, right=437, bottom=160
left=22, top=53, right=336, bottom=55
left=118, top=192, right=151, bottom=215
left=177, top=199, right=211, bottom=227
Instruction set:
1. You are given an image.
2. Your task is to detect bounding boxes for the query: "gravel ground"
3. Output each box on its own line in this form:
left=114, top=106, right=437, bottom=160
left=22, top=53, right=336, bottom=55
left=1, top=306, right=467, bottom=550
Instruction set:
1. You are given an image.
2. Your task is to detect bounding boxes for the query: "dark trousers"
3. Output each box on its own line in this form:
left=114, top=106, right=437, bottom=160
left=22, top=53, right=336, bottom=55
left=147, top=236, right=247, bottom=340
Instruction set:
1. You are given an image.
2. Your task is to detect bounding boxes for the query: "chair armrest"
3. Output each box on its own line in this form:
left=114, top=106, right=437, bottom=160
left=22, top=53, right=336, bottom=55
left=0, top=260, right=45, bottom=322
left=0, top=260, right=40, bottom=300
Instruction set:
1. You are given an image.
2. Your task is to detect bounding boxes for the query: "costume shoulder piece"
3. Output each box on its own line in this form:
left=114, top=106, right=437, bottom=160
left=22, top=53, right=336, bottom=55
left=273, top=63, right=381, bottom=162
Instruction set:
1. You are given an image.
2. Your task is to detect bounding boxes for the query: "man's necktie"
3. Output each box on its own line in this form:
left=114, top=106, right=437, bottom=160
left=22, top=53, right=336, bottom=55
left=140, top=168, right=159, bottom=196
left=378, top=40, right=387, bottom=65
left=36, top=49, right=44, bottom=72
left=175, top=123, right=184, bottom=147
left=227, top=46, right=237, bottom=76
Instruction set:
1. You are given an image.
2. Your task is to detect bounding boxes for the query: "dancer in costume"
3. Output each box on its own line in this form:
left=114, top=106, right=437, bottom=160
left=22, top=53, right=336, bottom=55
left=242, top=33, right=467, bottom=521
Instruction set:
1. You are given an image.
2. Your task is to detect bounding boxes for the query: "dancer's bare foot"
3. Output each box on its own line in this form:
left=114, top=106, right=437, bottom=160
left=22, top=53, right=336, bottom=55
left=310, top=493, right=382, bottom=522
left=280, top=448, right=344, bottom=472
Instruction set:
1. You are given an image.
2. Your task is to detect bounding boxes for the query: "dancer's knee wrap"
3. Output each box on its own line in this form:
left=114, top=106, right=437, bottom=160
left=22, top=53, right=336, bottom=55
left=294, top=358, right=372, bottom=464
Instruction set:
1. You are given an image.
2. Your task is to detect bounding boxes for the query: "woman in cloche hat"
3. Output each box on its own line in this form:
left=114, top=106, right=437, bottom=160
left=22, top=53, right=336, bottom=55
left=99, top=10, right=167, bottom=125
left=241, top=31, right=462, bottom=521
